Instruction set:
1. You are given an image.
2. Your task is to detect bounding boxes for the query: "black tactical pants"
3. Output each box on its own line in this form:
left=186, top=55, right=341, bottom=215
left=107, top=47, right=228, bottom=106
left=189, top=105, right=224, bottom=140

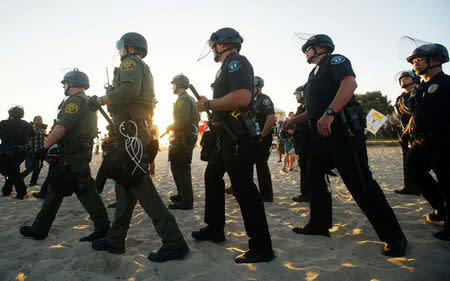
left=308, top=130, right=405, bottom=243
left=296, top=149, right=311, bottom=197
left=1, top=152, right=27, bottom=196
left=406, top=141, right=450, bottom=229
left=169, top=141, right=195, bottom=207
left=254, top=136, right=273, bottom=201
left=204, top=136, right=273, bottom=253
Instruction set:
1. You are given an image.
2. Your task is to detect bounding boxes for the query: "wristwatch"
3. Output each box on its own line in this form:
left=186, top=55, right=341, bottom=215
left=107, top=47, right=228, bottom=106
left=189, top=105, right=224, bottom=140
left=204, top=100, right=211, bottom=111
left=325, top=108, right=337, bottom=116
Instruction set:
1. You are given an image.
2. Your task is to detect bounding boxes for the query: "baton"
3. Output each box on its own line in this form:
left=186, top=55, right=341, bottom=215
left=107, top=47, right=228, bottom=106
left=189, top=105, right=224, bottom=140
left=339, top=110, right=367, bottom=192
left=188, top=84, right=237, bottom=142
left=98, top=106, right=116, bottom=131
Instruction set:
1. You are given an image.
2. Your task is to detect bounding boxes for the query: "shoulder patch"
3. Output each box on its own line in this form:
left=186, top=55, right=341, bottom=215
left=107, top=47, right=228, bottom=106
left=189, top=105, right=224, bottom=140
left=427, top=84, right=438, bottom=94
left=64, top=103, right=79, bottom=114
left=120, top=60, right=137, bottom=71
left=331, top=56, right=346, bottom=65
left=176, top=100, right=184, bottom=109
left=262, top=98, right=271, bottom=106
left=227, top=60, right=241, bottom=72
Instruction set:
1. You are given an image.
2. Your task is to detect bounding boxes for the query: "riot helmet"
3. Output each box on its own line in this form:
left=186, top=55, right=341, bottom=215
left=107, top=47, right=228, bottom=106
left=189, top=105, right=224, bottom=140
left=395, top=70, right=420, bottom=88
left=198, top=27, right=243, bottom=62
left=407, top=43, right=448, bottom=64
left=171, top=74, right=190, bottom=89
left=400, top=36, right=448, bottom=75
left=8, top=106, right=24, bottom=119
left=116, top=32, right=148, bottom=59
left=296, top=33, right=334, bottom=64
left=293, top=85, right=304, bottom=95
left=254, top=76, right=264, bottom=87
left=61, top=68, right=90, bottom=96
left=301, top=34, right=335, bottom=54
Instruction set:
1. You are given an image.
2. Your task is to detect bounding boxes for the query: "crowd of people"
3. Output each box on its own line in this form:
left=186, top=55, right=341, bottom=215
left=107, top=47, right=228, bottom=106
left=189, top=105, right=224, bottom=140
left=0, top=28, right=448, bottom=266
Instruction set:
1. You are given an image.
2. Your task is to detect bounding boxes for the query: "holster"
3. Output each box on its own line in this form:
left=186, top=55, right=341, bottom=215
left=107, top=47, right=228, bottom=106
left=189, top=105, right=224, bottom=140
left=51, top=163, right=77, bottom=197
left=200, top=130, right=218, bottom=162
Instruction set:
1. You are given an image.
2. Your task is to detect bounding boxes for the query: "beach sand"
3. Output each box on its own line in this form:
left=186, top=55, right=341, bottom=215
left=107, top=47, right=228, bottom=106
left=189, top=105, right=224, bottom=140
left=1, top=146, right=449, bottom=281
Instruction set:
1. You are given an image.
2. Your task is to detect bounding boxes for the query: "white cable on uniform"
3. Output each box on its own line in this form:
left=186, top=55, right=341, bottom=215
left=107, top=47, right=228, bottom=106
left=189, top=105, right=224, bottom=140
left=119, top=120, right=147, bottom=175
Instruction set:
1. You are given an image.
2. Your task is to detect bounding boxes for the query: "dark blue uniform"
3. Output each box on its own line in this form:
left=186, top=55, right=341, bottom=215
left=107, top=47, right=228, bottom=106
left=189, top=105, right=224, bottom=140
left=0, top=118, right=34, bottom=198
left=406, top=71, right=450, bottom=233
left=394, top=92, right=417, bottom=193
left=303, top=54, right=406, bottom=244
left=204, top=52, right=273, bottom=254
left=253, top=93, right=274, bottom=201
left=292, top=103, right=311, bottom=199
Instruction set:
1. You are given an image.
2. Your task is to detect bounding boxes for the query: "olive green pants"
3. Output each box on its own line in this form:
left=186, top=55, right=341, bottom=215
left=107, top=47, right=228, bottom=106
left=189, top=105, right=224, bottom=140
left=106, top=176, right=186, bottom=249
left=32, top=152, right=110, bottom=236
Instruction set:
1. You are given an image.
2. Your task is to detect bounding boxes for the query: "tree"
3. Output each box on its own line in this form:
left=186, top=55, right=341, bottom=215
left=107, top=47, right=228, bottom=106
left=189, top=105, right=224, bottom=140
left=355, top=91, right=394, bottom=115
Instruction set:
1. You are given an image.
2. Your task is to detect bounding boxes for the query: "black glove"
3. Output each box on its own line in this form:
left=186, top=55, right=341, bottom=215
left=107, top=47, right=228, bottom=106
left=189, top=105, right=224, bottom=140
left=87, top=95, right=102, bottom=111
left=34, top=148, right=49, bottom=160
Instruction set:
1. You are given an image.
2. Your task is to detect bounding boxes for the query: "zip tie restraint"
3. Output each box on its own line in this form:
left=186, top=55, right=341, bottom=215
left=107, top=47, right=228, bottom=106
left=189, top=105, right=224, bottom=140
left=119, top=120, right=147, bottom=175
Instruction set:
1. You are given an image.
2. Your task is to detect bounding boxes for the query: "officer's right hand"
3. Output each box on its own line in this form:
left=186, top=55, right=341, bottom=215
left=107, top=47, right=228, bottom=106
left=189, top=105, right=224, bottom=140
left=196, top=96, right=208, bottom=112
left=87, top=95, right=102, bottom=111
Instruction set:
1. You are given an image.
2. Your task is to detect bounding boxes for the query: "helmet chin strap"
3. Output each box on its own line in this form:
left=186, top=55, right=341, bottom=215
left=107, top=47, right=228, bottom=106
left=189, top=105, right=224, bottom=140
left=401, top=82, right=413, bottom=89
left=64, top=84, right=70, bottom=96
left=307, top=46, right=328, bottom=64
left=213, top=45, right=235, bottom=62
left=419, top=57, right=441, bottom=75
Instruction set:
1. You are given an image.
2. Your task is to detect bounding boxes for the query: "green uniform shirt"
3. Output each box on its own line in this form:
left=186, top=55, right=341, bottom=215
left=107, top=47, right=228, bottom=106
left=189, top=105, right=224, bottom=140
left=172, top=92, right=200, bottom=137
left=106, top=54, right=155, bottom=121
left=56, top=91, right=97, bottom=155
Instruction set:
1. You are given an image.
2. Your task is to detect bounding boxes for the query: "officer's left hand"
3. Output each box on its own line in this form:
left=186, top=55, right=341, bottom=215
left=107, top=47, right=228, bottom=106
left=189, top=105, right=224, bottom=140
left=196, top=96, right=208, bottom=112
left=87, top=95, right=102, bottom=111
left=317, top=113, right=334, bottom=137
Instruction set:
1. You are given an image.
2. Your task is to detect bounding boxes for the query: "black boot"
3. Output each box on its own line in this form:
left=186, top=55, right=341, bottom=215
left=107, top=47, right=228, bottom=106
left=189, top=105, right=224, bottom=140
left=91, top=238, right=125, bottom=254
left=234, top=249, right=275, bottom=263
left=191, top=226, right=225, bottom=242
left=383, top=238, right=407, bottom=257
left=79, top=230, right=108, bottom=242
left=19, top=226, right=47, bottom=240
left=292, top=224, right=330, bottom=237
left=147, top=243, right=189, bottom=263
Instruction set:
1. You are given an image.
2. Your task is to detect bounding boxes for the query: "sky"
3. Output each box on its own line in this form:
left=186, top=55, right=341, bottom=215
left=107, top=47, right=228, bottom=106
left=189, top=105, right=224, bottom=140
left=1, top=0, right=449, bottom=138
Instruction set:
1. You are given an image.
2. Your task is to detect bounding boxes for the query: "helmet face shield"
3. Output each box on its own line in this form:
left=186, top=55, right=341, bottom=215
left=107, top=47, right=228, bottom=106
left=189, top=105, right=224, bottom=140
left=398, top=36, right=431, bottom=62
left=197, top=40, right=214, bottom=62
left=116, top=39, right=124, bottom=51
left=294, top=32, right=316, bottom=53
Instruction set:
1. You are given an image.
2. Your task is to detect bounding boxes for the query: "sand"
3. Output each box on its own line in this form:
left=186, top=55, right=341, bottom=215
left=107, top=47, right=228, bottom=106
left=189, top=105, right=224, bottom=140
left=1, top=146, right=449, bottom=281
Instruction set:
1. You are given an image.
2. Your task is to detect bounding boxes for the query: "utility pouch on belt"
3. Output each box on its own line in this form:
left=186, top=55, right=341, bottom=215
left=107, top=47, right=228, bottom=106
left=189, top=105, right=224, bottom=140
left=224, top=109, right=261, bottom=138
left=98, top=145, right=149, bottom=188
left=52, top=163, right=77, bottom=197
left=240, top=111, right=261, bottom=138
left=343, top=99, right=366, bottom=132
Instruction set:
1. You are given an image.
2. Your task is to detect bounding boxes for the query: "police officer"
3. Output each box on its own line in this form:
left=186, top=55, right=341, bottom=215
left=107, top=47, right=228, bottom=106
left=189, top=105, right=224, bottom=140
left=291, top=85, right=312, bottom=202
left=0, top=106, right=34, bottom=199
left=89, top=32, right=189, bottom=262
left=19, top=69, right=110, bottom=242
left=284, top=34, right=407, bottom=256
left=166, top=74, right=200, bottom=210
left=194, top=27, right=274, bottom=263
left=253, top=76, right=275, bottom=202
left=393, top=70, right=420, bottom=195
left=405, top=42, right=450, bottom=240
